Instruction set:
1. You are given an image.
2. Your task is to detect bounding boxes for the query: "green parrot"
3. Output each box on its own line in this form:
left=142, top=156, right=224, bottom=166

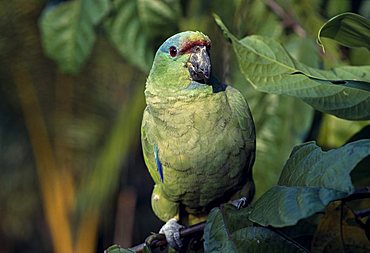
left=141, top=31, right=255, bottom=249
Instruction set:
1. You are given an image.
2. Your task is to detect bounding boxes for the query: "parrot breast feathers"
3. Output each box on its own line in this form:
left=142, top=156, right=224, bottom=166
left=142, top=31, right=256, bottom=222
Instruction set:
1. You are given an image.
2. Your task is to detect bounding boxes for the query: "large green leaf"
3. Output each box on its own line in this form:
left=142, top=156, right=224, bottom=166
left=104, top=0, right=180, bottom=72
left=203, top=205, right=308, bottom=253
left=235, top=38, right=315, bottom=198
left=249, top=140, right=370, bottom=227
left=39, top=0, right=110, bottom=73
left=318, top=12, right=370, bottom=51
left=214, top=14, right=370, bottom=120
left=203, top=205, right=251, bottom=252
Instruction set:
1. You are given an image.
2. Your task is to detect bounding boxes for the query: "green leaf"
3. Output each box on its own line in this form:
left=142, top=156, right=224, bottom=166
left=204, top=205, right=308, bottom=253
left=250, top=185, right=346, bottom=228
left=104, top=244, right=136, bottom=253
left=104, top=0, right=180, bottom=72
left=39, top=0, right=110, bottom=73
left=214, top=14, right=370, bottom=120
left=203, top=205, right=251, bottom=252
left=233, top=35, right=318, bottom=198
left=231, top=227, right=308, bottom=253
left=236, top=38, right=315, bottom=198
left=318, top=12, right=370, bottom=51
left=249, top=140, right=370, bottom=227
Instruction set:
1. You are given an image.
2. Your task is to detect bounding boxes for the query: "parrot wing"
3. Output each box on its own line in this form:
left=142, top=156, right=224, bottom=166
left=142, top=107, right=180, bottom=222
left=226, top=86, right=256, bottom=144
left=225, top=86, right=256, bottom=202
left=141, top=107, right=162, bottom=185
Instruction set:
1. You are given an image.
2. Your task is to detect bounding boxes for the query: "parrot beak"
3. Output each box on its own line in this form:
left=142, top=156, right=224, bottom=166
left=187, top=45, right=211, bottom=84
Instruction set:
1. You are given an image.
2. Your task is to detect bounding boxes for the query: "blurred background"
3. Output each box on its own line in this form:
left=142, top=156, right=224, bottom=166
left=0, top=0, right=369, bottom=252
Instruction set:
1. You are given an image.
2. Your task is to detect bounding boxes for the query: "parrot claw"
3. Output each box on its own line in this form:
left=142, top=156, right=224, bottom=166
left=159, top=218, right=185, bottom=250
left=231, top=197, right=249, bottom=209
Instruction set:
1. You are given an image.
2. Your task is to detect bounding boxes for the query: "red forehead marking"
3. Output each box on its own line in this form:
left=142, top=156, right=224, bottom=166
left=179, top=40, right=211, bottom=55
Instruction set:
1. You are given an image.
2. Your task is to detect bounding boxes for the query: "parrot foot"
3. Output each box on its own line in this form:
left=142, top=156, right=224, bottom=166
left=231, top=197, right=249, bottom=209
left=159, top=218, right=185, bottom=250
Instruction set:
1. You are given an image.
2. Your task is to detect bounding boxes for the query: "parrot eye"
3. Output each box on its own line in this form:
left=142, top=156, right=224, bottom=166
left=169, top=46, right=177, bottom=57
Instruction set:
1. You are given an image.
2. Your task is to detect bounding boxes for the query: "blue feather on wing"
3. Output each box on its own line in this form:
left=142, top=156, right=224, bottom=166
left=154, top=144, right=164, bottom=183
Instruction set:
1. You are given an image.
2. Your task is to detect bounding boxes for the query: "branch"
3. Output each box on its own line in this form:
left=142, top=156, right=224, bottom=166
left=108, top=187, right=370, bottom=252
left=343, top=187, right=370, bottom=202
left=130, top=222, right=206, bottom=253
left=354, top=208, right=370, bottom=219
left=265, top=0, right=306, bottom=37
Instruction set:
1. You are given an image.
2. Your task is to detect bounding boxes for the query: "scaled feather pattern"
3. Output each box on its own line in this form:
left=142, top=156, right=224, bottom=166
left=141, top=31, right=256, bottom=223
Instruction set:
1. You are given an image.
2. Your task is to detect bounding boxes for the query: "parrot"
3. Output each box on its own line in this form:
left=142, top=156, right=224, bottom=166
left=141, top=31, right=256, bottom=250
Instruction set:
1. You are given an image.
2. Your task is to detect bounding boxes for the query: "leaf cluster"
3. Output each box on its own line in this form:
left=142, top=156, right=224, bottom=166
left=39, top=0, right=180, bottom=73
left=199, top=12, right=370, bottom=253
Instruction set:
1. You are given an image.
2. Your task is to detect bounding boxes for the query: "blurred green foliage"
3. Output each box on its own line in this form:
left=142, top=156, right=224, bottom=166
left=0, top=0, right=369, bottom=252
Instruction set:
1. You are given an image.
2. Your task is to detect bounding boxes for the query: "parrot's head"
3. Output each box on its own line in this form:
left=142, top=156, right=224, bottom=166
left=147, top=31, right=212, bottom=92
